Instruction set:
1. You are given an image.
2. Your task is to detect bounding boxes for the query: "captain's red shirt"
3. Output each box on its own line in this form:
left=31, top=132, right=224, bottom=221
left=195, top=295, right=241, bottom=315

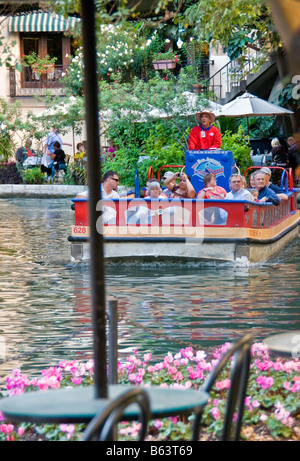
left=188, top=125, right=222, bottom=150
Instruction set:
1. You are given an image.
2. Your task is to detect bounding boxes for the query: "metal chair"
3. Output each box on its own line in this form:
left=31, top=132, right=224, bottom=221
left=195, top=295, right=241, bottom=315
left=81, top=388, right=151, bottom=441
left=192, top=333, right=253, bottom=441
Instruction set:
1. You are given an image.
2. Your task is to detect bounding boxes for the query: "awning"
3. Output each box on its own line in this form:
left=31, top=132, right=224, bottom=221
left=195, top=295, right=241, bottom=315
left=8, top=12, right=80, bottom=33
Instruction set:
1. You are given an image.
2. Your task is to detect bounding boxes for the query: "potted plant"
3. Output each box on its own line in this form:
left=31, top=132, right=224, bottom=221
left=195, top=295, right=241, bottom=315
left=22, top=52, right=57, bottom=79
left=152, top=50, right=180, bottom=70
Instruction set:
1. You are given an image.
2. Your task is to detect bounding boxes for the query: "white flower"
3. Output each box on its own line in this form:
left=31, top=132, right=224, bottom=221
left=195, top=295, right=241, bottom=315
left=177, top=38, right=183, bottom=49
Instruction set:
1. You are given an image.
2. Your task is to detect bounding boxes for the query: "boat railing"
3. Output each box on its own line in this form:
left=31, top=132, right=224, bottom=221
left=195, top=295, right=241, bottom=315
left=244, top=166, right=294, bottom=192
left=72, top=195, right=294, bottom=235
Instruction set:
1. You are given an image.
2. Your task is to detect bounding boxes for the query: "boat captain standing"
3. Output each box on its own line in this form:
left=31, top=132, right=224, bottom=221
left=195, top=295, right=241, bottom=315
left=188, top=109, right=222, bottom=151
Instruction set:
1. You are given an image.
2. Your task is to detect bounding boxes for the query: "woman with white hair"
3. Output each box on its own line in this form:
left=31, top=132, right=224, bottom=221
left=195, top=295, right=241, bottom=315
left=271, top=138, right=288, bottom=165
left=146, top=181, right=167, bottom=198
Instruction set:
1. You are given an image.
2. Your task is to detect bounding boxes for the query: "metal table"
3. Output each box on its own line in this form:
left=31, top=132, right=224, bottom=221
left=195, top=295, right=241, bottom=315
left=0, top=385, right=209, bottom=424
left=263, top=331, right=300, bottom=357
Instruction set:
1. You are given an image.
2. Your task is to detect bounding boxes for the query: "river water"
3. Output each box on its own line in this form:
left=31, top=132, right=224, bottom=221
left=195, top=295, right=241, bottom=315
left=0, top=197, right=299, bottom=378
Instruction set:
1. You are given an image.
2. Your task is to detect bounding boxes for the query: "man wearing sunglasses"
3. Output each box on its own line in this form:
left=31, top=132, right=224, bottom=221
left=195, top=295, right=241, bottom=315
left=102, top=170, right=120, bottom=198
left=76, top=170, right=119, bottom=199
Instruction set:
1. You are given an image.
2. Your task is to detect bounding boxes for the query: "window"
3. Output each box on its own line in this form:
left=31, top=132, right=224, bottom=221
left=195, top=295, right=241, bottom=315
left=20, top=32, right=71, bottom=87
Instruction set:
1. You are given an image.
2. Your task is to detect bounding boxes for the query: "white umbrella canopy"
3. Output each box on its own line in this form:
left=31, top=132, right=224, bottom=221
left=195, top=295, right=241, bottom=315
left=146, top=92, right=223, bottom=119
left=219, top=92, right=294, bottom=117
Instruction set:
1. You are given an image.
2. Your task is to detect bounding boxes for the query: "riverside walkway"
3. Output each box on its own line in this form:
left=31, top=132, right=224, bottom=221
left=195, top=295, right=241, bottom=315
left=0, top=185, right=86, bottom=198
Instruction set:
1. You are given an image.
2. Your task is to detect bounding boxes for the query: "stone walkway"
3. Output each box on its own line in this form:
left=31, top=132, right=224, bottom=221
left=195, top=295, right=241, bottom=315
left=0, top=184, right=87, bottom=198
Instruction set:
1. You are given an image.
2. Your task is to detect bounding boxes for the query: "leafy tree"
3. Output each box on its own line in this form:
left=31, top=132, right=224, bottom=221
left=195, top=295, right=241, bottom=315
left=184, top=0, right=299, bottom=130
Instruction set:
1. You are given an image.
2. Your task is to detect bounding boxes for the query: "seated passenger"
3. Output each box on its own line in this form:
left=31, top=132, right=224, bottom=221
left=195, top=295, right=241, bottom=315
left=253, top=171, right=281, bottom=205
left=250, top=189, right=259, bottom=202
left=260, top=167, right=288, bottom=200
left=248, top=172, right=256, bottom=188
left=225, top=174, right=254, bottom=201
left=162, top=171, right=176, bottom=197
left=164, top=172, right=196, bottom=198
left=197, top=173, right=227, bottom=199
left=146, top=181, right=167, bottom=198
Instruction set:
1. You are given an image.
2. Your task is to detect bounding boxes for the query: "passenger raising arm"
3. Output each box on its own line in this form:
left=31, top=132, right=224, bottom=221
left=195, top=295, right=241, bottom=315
left=164, top=172, right=196, bottom=198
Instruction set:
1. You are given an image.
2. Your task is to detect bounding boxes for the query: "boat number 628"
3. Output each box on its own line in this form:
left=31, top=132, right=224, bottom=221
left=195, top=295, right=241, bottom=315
left=73, top=226, right=87, bottom=234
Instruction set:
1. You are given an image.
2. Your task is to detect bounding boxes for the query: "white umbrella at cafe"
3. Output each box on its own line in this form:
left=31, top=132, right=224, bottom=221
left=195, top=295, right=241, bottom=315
left=218, top=91, right=294, bottom=132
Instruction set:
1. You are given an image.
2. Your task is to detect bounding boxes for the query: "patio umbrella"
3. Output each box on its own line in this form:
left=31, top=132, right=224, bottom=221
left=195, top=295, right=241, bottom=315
left=218, top=91, right=294, bottom=133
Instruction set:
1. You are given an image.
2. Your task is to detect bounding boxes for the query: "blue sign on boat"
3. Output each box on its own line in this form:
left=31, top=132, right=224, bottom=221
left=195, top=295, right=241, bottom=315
left=185, top=150, right=236, bottom=192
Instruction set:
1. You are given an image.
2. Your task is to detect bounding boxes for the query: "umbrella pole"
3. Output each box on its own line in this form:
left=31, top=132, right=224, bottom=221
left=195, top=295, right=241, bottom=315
left=81, top=0, right=107, bottom=399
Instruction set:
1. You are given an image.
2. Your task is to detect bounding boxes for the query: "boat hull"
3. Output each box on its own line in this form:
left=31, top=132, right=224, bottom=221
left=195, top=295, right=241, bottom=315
left=69, top=209, right=300, bottom=265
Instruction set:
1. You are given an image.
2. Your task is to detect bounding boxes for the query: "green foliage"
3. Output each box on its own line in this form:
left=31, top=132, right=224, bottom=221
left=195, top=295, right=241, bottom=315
left=185, top=0, right=280, bottom=69
left=64, top=160, right=87, bottom=185
left=103, top=144, right=142, bottom=187
left=21, top=167, right=45, bottom=185
left=22, top=52, right=57, bottom=74
left=221, top=126, right=252, bottom=173
left=223, top=30, right=255, bottom=61
left=0, top=133, right=15, bottom=162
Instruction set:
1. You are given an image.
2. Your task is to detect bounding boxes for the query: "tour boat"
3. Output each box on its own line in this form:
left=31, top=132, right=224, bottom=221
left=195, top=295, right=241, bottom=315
left=68, top=151, right=300, bottom=265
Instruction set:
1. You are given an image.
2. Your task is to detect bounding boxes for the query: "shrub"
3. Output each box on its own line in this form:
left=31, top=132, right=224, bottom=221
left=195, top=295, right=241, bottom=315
left=0, top=162, right=23, bottom=184
left=64, top=160, right=87, bottom=185
left=221, top=126, right=252, bottom=173
left=21, top=167, right=45, bottom=184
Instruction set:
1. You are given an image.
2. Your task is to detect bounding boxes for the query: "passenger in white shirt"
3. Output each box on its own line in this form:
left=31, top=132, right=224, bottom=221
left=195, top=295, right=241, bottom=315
left=76, top=170, right=120, bottom=223
left=226, top=174, right=254, bottom=201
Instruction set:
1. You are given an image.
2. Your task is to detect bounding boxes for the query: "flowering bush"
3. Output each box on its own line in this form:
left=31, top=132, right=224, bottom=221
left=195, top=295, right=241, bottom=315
left=0, top=343, right=299, bottom=441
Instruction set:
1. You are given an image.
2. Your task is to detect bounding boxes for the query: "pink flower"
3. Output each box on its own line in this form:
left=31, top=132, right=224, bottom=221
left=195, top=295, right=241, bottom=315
left=216, top=379, right=231, bottom=390
left=153, top=419, right=162, bottom=429
left=255, top=359, right=273, bottom=371
left=18, top=427, right=25, bottom=436
left=284, top=380, right=300, bottom=393
left=274, top=401, right=294, bottom=427
left=143, top=353, right=152, bottom=362
left=256, top=375, right=274, bottom=389
left=0, top=424, right=14, bottom=434
left=59, top=424, right=76, bottom=439
left=211, top=407, right=221, bottom=420
left=71, top=377, right=83, bottom=385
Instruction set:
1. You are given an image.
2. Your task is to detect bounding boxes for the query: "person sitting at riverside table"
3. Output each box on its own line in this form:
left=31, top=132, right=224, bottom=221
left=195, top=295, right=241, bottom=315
left=48, top=141, right=66, bottom=178
left=271, top=138, right=288, bottom=166
left=225, top=174, right=254, bottom=201
left=197, top=173, right=227, bottom=199
left=15, top=139, right=35, bottom=163
left=188, top=109, right=222, bottom=150
left=260, top=167, right=288, bottom=200
left=253, top=170, right=281, bottom=205
left=163, top=172, right=196, bottom=198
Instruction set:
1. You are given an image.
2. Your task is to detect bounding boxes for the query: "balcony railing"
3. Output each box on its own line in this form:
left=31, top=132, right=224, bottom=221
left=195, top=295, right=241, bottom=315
left=9, top=66, right=68, bottom=97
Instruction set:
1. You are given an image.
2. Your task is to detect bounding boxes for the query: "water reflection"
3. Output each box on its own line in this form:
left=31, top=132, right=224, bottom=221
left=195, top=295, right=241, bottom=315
left=0, top=198, right=299, bottom=377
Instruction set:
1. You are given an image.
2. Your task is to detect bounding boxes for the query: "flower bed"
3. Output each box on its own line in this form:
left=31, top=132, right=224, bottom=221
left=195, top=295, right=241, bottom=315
left=0, top=343, right=299, bottom=441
